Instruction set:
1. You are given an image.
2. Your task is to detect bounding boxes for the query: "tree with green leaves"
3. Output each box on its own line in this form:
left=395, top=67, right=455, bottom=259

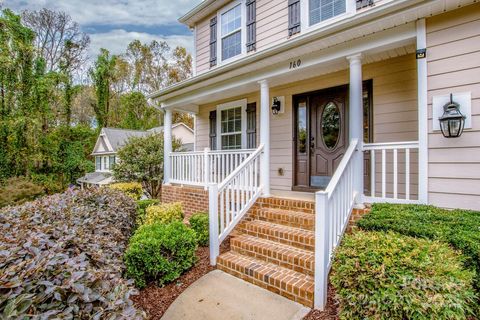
left=113, top=133, right=182, bottom=198
left=89, top=49, right=117, bottom=128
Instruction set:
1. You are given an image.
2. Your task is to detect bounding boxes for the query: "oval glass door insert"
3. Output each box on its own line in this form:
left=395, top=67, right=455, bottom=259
left=321, top=102, right=341, bottom=150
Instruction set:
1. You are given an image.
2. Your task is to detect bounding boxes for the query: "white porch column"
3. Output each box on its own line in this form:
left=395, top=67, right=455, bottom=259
left=347, top=54, right=364, bottom=203
left=259, top=79, right=271, bottom=196
left=163, top=106, right=172, bottom=185
left=416, top=19, right=428, bottom=204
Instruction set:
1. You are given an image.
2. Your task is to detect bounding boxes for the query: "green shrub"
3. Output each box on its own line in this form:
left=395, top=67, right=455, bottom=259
left=124, top=221, right=197, bottom=288
left=331, top=230, right=477, bottom=320
left=190, top=212, right=209, bottom=246
left=144, top=202, right=183, bottom=225
left=357, top=203, right=480, bottom=290
left=109, top=182, right=143, bottom=200
left=0, top=177, right=44, bottom=208
left=136, top=199, right=160, bottom=224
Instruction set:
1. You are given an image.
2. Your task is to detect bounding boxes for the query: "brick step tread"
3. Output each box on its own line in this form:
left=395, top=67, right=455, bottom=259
left=231, top=234, right=314, bottom=275
left=217, top=251, right=314, bottom=307
left=240, top=220, right=315, bottom=251
left=256, top=208, right=315, bottom=230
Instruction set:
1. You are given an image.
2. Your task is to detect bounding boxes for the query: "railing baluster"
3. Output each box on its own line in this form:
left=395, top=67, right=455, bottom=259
left=393, top=148, right=398, bottom=199
left=382, top=149, right=386, bottom=199
left=405, top=148, right=410, bottom=200
left=370, top=150, right=375, bottom=197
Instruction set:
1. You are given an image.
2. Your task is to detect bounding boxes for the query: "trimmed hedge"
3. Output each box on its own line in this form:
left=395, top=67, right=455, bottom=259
left=357, top=204, right=480, bottom=288
left=143, top=202, right=183, bottom=225
left=109, top=182, right=143, bottom=200
left=124, top=221, right=197, bottom=288
left=331, top=230, right=477, bottom=319
left=136, top=199, right=160, bottom=224
left=189, top=212, right=209, bottom=246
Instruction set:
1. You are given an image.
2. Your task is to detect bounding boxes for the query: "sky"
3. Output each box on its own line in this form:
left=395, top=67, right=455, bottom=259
left=2, top=0, right=202, bottom=61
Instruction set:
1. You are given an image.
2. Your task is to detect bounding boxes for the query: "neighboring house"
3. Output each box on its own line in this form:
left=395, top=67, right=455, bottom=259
left=148, top=0, right=480, bottom=310
left=77, top=124, right=194, bottom=187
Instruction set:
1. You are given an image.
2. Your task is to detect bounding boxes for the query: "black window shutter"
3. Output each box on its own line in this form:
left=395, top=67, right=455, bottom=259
left=246, top=0, right=256, bottom=52
left=209, top=17, right=217, bottom=67
left=246, top=103, right=256, bottom=148
left=288, top=0, right=301, bottom=36
left=356, top=0, right=374, bottom=10
left=209, top=110, right=217, bottom=150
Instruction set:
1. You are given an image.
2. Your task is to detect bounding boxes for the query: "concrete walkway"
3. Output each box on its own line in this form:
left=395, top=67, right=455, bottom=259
left=162, top=270, right=311, bottom=320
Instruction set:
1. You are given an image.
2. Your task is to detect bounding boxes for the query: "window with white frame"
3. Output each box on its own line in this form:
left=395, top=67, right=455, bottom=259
left=220, top=4, right=242, bottom=61
left=95, top=157, right=101, bottom=171
left=217, top=99, right=247, bottom=150
left=309, top=0, right=346, bottom=25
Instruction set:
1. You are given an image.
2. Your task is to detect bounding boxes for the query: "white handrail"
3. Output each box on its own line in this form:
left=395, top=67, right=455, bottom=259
left=209, top=144, right=264, bottom=265
left=314, top=138, right=358, bottom=310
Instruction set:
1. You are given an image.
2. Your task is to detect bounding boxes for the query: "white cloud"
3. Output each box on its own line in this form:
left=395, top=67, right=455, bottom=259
left=88, top=29, right=193, bottom=59
left=4, top=0, right=201, bottom=27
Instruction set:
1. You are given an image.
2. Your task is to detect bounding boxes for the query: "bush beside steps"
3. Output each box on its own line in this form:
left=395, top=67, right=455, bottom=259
left=331, top=230, right=477, bottom=319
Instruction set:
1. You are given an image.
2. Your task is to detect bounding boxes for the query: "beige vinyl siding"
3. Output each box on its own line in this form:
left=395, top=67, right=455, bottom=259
left=195, top=14, right=215, bottom=75
left=426, top=4, right=480, bottom=210
left=194, top=54, right=418, bottom=193
left=193, top=0, right=389, bottom=76
left=255, top=0, right=288, bottom=51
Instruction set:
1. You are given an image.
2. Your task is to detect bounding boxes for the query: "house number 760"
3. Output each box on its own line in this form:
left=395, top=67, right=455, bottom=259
left=289, top=59, right=302, bottom=69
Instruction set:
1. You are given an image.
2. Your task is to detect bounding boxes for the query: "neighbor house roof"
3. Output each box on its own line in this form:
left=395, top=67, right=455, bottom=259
left=76, top=172, right=113, bottom=185
left=102, top=128, right=150, bottom=152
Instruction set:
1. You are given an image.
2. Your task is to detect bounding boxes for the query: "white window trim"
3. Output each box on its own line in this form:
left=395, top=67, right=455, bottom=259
left=216, top=99, right=247, bottom=150
left=96, top=155, right=116, bottom=173
left=216, top=0, right=247, bottom=66
left=300, top=0, right=356, bottom=34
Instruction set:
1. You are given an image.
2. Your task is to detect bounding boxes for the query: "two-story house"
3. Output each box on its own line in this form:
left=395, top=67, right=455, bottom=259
left=77, top=124, right=194, bottom=187
left=149, top=0, right=480, bottom=309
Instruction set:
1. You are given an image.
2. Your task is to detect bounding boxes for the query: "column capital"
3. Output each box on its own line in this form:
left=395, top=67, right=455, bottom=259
left=346, top=53, right=362, bottom=63
left=258, top=79, right=269, bottom=88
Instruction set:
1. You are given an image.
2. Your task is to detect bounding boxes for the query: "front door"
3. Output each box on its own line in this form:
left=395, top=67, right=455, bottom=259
left=294, top=85, right=348, bottom=190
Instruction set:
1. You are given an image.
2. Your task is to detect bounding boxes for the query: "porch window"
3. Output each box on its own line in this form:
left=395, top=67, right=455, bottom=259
left=217, top=99, right=247, bottom=150
left=221, top=107, right=242, bottom=149
left=309, top=0, right=346, bottom=26
left=220, top=4, right=242, bottom=61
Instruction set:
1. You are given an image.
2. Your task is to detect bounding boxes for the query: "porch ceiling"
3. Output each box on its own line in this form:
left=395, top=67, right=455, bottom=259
left=162, top=22, right=417, bottom=110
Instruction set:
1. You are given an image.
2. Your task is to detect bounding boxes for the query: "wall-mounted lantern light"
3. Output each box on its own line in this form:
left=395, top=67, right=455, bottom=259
left=272, top=97, right=281, bottom=115
left=438, top=94, right=466, bottom=138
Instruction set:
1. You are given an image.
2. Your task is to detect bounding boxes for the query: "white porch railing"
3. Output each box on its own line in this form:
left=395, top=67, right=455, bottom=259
left=170, top=149, right=254, bottom=187
left=209, top=144, right=264, bottom=265
left=314, top=138, right=358, bottom=309
left=363, top=141, right=420, bottom=204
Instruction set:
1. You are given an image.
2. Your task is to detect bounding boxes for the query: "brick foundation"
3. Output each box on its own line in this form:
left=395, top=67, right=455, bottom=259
left=161, top=184, right=209, bottom=219
left=347, top=206, right=372, bottom=233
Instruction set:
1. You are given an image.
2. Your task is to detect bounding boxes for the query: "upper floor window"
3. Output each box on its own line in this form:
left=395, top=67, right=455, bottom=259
left=220, top=4, right=242, bottom=61
left=300, top=0, right=355, bottom=31
left=309, top=0, right=346, bottom=25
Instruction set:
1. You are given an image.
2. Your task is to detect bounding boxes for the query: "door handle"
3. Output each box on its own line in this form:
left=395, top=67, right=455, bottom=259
left=310, top=137, right=315, bottom=150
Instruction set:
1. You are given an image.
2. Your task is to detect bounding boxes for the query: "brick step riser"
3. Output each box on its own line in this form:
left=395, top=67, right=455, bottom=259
left=237, top=223, right=315, bottom=251
left=254, top=211, right=315, bottom=231
left=217, top=256, right=314, bottom=307
left=253, top=198, right=316, bottom=215
left=230, top=238, right=314, bottom=276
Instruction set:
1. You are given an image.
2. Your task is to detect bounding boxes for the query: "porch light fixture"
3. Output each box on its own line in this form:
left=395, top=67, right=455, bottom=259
left=438, top=94, right=466, bottom=138
left=272, top=97, right=281, bottom=115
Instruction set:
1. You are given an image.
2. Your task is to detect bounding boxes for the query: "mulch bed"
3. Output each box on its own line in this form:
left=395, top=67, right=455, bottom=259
left=132, top=236, right=339, bottom=320
left=132, top=238, right=231, bottom=319
left=302, top=284, right=339, bottom=320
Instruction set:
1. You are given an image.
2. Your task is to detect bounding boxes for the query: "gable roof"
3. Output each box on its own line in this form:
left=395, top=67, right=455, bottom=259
left=92, top=124, right=194, bottom=155
left=102, top=128, right=150, bottom=152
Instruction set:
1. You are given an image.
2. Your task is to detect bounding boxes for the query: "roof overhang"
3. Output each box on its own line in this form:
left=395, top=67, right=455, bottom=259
left=179, top=0, right=231, bottom=28
left=154, top=0, right=476, bottom=107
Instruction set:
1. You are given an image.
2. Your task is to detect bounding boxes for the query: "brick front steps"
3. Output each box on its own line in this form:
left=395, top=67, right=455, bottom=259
left=217, top=197, right=316, bottom=307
